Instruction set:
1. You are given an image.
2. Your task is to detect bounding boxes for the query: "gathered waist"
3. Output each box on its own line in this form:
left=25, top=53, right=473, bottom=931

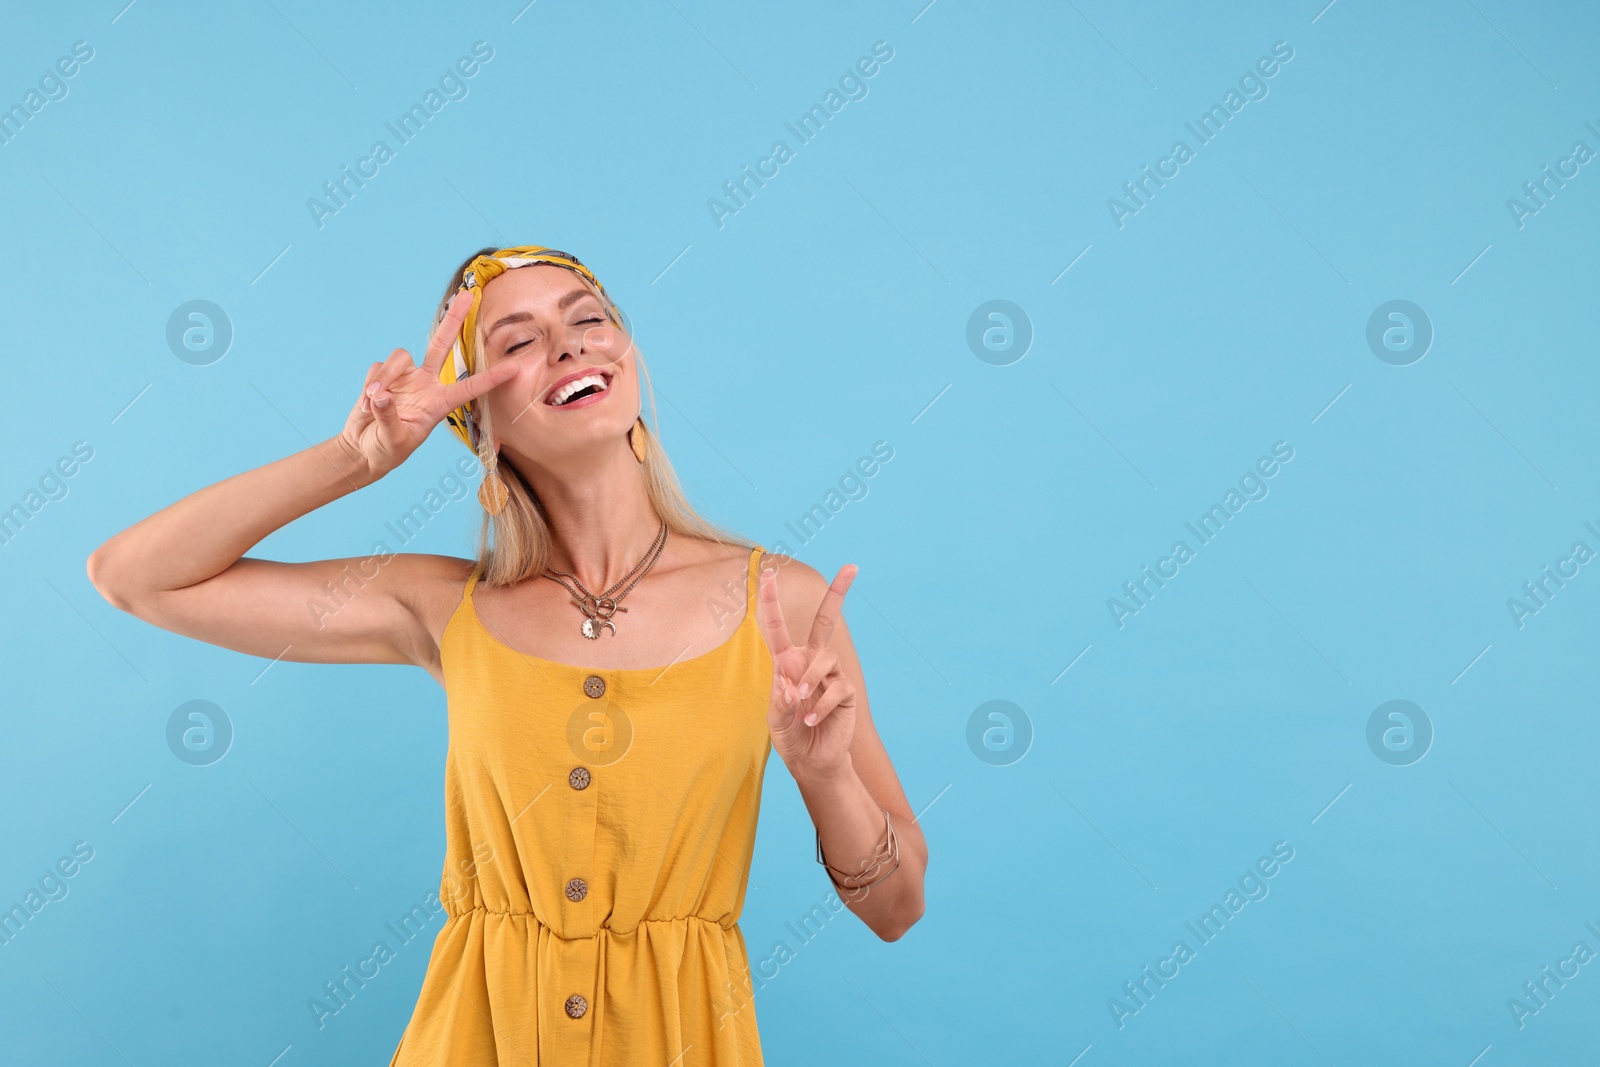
left=441, top=905, right=738, bottom=933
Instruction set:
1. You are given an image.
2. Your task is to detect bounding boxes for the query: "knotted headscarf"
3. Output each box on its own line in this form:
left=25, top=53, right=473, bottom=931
left=436, top=246, right=625, bottom=453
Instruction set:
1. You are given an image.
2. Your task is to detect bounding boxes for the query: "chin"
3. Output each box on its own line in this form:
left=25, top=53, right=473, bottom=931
left=541, top=415, right=636, bottom=454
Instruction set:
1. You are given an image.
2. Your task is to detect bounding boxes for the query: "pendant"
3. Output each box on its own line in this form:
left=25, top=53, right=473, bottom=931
left=582, top=617, right=616, bottom=640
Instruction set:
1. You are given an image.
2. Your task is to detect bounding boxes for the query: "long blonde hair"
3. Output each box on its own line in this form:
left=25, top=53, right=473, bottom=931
left=434, top=247, right=755, bottom=587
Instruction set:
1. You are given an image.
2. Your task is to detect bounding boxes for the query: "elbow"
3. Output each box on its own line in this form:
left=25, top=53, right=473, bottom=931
left=870, top=883, right=934, bottom=940
left=86, top=545, right=134, bottom=612
left=875, top=896, right=926, bottom=943
left=872, top=838, right=928, bottom=942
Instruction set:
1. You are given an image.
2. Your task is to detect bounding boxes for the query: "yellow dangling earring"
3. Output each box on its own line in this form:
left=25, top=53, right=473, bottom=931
left=478, top=439, right=508, bottom=515
left=630, top=417, right=647, bottom=463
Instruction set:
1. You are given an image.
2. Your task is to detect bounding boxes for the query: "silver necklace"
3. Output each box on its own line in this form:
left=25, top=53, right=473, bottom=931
left=541, top=522, right=669, bottom=639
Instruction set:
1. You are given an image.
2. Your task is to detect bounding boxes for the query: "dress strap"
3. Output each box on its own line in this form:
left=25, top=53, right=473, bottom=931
left=462, top=563, right=483, bottom=601
left=745, top=544, right=766, bottom=613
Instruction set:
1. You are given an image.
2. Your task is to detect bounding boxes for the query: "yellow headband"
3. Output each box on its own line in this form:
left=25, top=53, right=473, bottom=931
left=436, top=245, right=624, bottom=453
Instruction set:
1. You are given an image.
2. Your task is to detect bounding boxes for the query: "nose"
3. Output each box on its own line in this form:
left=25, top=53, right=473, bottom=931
left=547, top=327, right=580, bottom=364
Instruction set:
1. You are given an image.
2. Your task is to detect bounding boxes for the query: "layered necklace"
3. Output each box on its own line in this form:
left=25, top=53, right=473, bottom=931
left=541, top=522, right=669, bottom=639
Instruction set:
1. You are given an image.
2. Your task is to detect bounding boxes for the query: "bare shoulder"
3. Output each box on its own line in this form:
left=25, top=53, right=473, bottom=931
left=757, top=551, right=825, bottom=586
left=757, top=551, right=833, bottom=628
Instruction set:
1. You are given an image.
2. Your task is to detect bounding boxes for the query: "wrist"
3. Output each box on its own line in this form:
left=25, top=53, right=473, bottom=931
left=327, top=433, right=379, bottom=488
left=792, top=752, right=858, bottom=792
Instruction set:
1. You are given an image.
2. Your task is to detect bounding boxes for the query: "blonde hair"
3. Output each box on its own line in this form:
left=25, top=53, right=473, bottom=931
left=433, top=246, right=755, bottom=587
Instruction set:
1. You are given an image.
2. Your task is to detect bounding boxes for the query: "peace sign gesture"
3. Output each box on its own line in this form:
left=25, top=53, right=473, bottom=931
left=337, top=291, right=523, bottom=483
left=756, top=559, right=861, bottom=780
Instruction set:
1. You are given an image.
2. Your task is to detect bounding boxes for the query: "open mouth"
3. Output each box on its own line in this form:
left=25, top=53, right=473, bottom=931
left=547, top=372, right=612, bottom=408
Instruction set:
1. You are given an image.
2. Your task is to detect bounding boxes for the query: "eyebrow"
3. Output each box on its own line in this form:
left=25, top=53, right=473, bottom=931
left=484, top=288, right=600, bottom=339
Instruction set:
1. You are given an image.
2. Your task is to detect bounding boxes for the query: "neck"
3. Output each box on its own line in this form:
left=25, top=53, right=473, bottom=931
left=510, top=441, right=664, bottom=589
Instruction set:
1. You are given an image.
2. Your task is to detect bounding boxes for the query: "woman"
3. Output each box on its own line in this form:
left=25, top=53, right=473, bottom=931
left=86, top=245, right=927, bottom=1064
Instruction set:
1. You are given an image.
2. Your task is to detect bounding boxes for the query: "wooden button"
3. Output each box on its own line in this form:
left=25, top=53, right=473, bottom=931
left=564, top=877, right=588, bottom=902
left=565, top=993, right=588, bottom=1018
left=568, top=767, right=591, bottom=790
left=583, top=675, right=606, bottom=698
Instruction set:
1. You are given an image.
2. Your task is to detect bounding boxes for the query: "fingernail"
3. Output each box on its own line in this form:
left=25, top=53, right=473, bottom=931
left=798, top=683, right=810, bottom=699
left=805, top=713, right=817, bottom=726
left=366, top=382, right=381, bottom=397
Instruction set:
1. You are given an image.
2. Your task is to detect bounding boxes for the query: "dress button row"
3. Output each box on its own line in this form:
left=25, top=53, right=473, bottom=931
left=583, top=674, right=606, bottom=698
left=564, top=877, right=588, bottom=902
left=568, top=766, right=590, bottom=790
left=565, top=993, right=587, bottom=1019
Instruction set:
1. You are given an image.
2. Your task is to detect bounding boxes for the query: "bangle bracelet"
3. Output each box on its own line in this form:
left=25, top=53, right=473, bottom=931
left=816, top=807, right=901, bottom=890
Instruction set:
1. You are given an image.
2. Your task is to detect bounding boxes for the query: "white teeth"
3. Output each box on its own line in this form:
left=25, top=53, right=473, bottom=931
left=550, top=374, right=607, bottom=406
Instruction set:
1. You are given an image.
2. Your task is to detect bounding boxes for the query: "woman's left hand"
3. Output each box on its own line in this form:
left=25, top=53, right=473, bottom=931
left=755, top=561, right=860, bottom=782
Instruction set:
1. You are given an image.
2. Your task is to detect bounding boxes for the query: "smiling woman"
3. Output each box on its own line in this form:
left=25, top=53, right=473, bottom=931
left=85, top=242, right=926, bottom=1065
left=429, top=246, right=739, bottom=588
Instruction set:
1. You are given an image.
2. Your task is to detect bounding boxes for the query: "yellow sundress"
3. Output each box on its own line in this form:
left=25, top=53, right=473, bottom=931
left=388, top=544, right=773, bottom=1065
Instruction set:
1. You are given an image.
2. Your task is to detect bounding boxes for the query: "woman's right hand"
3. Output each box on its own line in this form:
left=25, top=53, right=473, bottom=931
left=338, top=291, right=522, bottom=483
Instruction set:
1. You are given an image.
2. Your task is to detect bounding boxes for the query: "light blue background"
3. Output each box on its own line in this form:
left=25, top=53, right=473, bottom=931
left=3, top=0, right=1598, bottom=1063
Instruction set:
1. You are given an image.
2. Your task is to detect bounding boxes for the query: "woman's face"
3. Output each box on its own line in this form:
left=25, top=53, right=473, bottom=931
left=473, top=264, right=638, bottom=462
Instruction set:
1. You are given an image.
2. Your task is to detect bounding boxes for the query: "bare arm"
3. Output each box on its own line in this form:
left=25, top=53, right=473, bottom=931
left=757, top=554, right=929, bottom=942
left=88, top=435, right=443, bottom=665
left=86, top=290, right=519, bottom=668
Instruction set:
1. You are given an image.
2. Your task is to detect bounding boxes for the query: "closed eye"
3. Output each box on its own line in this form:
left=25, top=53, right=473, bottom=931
left=506, top=317, right=606, bottom=354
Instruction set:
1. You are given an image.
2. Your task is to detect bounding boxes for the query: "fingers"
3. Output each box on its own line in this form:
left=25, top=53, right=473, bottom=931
left=366, top=376, right=399, bottom=425
left=791, top=648, right=839, bottom=705
left=440, top=357, right=520, bottom=412
left=358, top=361, right=383, bottom=413
left=755, top=562, right=794, bottom=655
left=770, top=649, right=802, bottom=707
left=362, top=349, right=413, bottom=416
left=805, top=564, right=858, bottom=652
left=365, top=347, right=414, bottom=394
left=801, top=675, right=854, bottom=727
left=381, top=345, right=415, bottom=378
left=420, top=291, right=472, bottom=377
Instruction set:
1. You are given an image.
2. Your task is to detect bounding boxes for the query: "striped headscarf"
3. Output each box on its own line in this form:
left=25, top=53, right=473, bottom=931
left=436, top=246, right=624, bottom=453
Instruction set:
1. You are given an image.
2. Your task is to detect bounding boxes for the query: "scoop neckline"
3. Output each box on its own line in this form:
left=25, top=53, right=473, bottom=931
left=455, top=546, right=763, bottom=677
